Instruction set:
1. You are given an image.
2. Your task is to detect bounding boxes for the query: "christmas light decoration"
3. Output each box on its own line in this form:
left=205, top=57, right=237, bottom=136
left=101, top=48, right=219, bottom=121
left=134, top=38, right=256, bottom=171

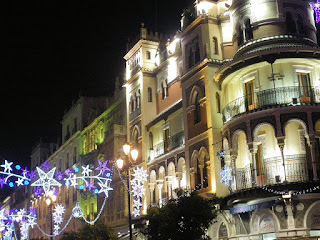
left=0, top=160, right=31, bottom=189
left=131, top=167, right=148, bottom=217
left=311, top=1, right=320, bottom=23
left=53, top=204, right=65, bottom=235
left=31, top=167, right=62, bottom=196
left=220, top=165, right=233, bottom=187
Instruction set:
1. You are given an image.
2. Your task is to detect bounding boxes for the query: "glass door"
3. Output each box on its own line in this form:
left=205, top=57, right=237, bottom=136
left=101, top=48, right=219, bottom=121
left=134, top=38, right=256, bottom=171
left=298, top=72, right=312, bottom=103
left=245, top=80, right=257, bottom=110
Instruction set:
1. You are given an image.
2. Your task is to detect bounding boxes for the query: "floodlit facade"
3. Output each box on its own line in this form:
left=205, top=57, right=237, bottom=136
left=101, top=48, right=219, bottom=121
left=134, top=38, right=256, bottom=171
left=123, top=0, right=320, bottom=239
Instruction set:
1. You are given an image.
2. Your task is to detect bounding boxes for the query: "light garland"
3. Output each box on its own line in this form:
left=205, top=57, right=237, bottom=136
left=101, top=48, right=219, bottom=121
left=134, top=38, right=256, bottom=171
left=220, top=165, right=233, bottom=187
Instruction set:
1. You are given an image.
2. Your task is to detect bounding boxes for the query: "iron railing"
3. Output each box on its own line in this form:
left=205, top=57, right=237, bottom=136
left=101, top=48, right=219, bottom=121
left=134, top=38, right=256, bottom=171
left=222, top=86, right=320, bottom=123
left=230, top=155, right=309, bottom=192
left=148, top=131, right=185, bottom=162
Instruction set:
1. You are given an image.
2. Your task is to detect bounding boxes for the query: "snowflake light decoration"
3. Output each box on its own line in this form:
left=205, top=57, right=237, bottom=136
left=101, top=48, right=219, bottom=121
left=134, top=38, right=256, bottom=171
left=53, top=205, right=65, bottom=235
left=311, top=1, right=320, bottom=23
left=220, top=165, right=233, bottom=187
left=131, top=167, right=148, bottom=217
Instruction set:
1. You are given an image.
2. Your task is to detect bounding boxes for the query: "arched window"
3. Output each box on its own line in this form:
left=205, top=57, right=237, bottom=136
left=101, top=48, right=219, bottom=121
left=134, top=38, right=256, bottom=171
left=194, top=92, right=202, bottom=124
left=196, top=159, right=202, bottom=189
left=216, top=92, right=221, bottom=113
left=148, top=87, right=152, bottom=102
left=187, top=38, right=200, bottom=69
left=244, top=19, right=253, bottom=41
left=130, top=95, right=135, bottom=112
left=213, top=37, right=219, bottom=55
left=146, top=51, right=151, bottom=60
left=286, top=12, right=297, bottom=34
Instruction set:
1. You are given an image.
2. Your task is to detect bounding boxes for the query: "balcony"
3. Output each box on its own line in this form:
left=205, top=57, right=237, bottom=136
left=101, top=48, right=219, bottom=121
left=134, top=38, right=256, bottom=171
left=222, top=86, right=320, bottom=123
left=230, top=154, right=309, bottom=193
left=148, top=131, right=185, bottom=162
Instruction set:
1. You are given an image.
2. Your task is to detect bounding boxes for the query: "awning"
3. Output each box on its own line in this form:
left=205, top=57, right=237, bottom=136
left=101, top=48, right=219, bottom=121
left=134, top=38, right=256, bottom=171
left=230, top=200, right=276, bottom=214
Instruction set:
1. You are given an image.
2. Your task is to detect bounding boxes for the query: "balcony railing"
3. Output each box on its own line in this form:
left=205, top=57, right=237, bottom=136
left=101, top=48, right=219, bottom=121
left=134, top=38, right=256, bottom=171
left=148, top=131, right=185, bottom=162
left=222, top=86, right=320, bottom=123
left=230, top=155, right=309, bottom=193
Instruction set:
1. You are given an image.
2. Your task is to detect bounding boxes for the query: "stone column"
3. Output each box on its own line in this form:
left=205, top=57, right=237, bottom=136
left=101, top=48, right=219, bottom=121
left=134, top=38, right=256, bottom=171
left=149, top=183, right=155, bottom=206
left=157, top=183, right=163, bottom=206
left=166, top=176, right=173, bottom=200
left=176, top=172, right=182, bottom=188
left=198, top=164, right=204, bottom=189
left=277, top=137, right=287, bottom=183
left=248, top=143, right=257, bottom=186
left=230, top=154, right=237, bottom=191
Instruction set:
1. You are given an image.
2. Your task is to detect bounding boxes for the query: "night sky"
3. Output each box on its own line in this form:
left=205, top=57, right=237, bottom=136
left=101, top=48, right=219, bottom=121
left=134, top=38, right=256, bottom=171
left=1, top=0, right=192, bottom=168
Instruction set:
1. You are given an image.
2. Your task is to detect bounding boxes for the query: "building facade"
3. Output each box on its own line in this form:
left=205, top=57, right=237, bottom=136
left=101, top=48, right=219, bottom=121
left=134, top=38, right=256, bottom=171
left=123, top=0, right=320, bottom=239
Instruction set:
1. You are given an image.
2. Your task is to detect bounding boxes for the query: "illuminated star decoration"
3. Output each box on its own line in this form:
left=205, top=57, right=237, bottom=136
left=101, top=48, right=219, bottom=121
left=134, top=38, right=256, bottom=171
left=220, top=165, right=233, bottom=187
left=31, top=167, right=62, bottom=196
left=82, top=165, right=92, bottom=176
left=1, top=160, right=13, bottom=173
left=98, top=180, right=113, bottom=197
left=0, top=161, right=30, bottom=188
left=28, top=171, right=37, bottom=181
left=312, top=1, right=320, bottom=23
left=34, top=187, right=44, bottom=197
left=0, top=177, right=7, bottom=188
left=131, top=166, right=148, bottom=217
left=95, top=160, right=111, bottom=174
left=55, top=171, right=64, bottom=181
left=86, top=181, right=96, bottom=191
left=41, top=161, right=51, bottom=171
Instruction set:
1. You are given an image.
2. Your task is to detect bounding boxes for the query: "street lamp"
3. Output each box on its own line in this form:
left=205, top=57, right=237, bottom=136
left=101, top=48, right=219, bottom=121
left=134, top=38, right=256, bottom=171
left=46, top=190, right=56, bottom=240
left=116, top=143, right=138, bottom=240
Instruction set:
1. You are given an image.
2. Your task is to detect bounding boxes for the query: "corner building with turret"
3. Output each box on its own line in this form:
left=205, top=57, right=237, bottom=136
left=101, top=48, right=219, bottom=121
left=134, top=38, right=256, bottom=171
left=124, top=0, right=320, bottom=239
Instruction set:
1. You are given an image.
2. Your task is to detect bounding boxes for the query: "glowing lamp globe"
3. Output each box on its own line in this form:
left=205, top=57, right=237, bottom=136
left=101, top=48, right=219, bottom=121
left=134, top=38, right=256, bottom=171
left=52, top=195, right=57, bottom=202
left=131, top=148, right=139, bottom=161
left=123, top=142, right=131, bottom=156
left=46, top=198, right=52, bottom=206
left=116, top=157, right=124, bottom=169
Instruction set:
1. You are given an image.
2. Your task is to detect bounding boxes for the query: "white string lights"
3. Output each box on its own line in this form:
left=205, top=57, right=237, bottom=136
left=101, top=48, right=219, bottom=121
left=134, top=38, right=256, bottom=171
left=131, top=167, right=148, bottom=217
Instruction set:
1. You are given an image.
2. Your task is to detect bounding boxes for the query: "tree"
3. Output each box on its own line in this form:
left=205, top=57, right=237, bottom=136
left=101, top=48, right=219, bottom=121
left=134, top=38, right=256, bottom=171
left=142, top=191, right=216, bottom=240
left=60, top=221, right=116, bottom=240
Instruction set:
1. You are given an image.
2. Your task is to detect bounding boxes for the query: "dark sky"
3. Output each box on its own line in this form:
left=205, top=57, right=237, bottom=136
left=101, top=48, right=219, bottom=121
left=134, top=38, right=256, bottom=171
left=1, top=0, right=192, bottom=167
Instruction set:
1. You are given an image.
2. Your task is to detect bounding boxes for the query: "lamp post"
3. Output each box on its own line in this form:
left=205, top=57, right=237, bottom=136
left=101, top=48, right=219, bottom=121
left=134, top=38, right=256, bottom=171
left=46, top=190, right=57, bottom=240
left=116, top=142, right=138, bottom=240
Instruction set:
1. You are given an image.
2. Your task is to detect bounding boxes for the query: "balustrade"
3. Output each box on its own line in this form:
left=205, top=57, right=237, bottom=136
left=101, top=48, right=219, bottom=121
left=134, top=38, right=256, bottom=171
left=222, top=86, right=320, bottom=123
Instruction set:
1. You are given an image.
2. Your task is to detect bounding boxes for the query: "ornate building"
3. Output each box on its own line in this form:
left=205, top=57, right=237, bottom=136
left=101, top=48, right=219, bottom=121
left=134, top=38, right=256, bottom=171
left=123, top=0, right=320, bottom=239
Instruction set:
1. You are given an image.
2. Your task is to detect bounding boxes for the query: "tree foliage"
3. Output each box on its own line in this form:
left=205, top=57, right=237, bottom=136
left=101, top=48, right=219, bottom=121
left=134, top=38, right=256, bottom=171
left=142, top=191, right=216, bottom=240
left=60, top=221, right=116, bottom=240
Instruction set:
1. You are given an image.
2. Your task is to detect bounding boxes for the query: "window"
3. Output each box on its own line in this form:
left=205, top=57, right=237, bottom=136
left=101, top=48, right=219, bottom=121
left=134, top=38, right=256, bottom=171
left=148, top=87, right=153, bottom=102
left=194, top=92, right=202, bottom=124
left=149, top=132, right=153, bottom=150
left=245, top=79, right=257, bottom=110
left=297, top=72, right=312, bottom=103
left=164, top=128, right=170, bottom=152
left=238, top=24, right=244, bottom=46
left=213, top=37, right=219, bottom=55
left=286, top=12, right=297, bottom=34
left=297, top=14, right=305, bottom=35
left=130, top=95, right=135, bottom=112
left=146, top=51, right=151, bottom=60
left=187, top=38, right=200, bottom=69
left=244, top=19, right=253, bottom=41
left=216, top=92, right=221, bottom=113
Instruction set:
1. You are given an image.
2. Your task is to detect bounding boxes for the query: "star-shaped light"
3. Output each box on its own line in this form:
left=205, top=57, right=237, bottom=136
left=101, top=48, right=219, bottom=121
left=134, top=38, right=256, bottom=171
left=82, top=165, right=92, bottom=177
left=16, top=178, right=24, bottom=186
left=41, top=161, right=51, bottom=171
left=86, top=181, right=95, bottom=191
left=21, top=167, right=29, bottom=177
left=98, top=180, right=113, bottom=197
left=54, top=224, right=60, bottom=232
left=0, top=209, right=7, bottom=221
left=0, top=177, right=7, bottom=188
left=28, top=207, right=37, bottom=216
left=312, top=1, right=320, bottom=23
left=34, top=187, right=44, bottom=197
left=1, top=160, right=13, bottom=173
left=65, top=169, right=74, bottom=177
left=27, top=217, right=36, bottom=229
left=220, top=165, right=233, bottom=187
left=55, top=171, right=64, bottom=181
left=95, top=160, right=111, bottom=174
left=28, top=171, right=37, bottom=181
left=31, top=167, right=62, bottom=196
left=53, top=214, right=63, bottom=225
left=132, top=167, right=148, bottom=184
left=70, top=175, right=78, bottom=187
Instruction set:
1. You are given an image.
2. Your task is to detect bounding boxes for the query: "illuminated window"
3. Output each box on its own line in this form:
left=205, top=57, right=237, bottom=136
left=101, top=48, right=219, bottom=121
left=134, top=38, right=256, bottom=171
left=148, top=87, right=152, bottom=102
left=149, top=132, right=153, bottom=150
left=216, top=92, right=221, bottom=113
